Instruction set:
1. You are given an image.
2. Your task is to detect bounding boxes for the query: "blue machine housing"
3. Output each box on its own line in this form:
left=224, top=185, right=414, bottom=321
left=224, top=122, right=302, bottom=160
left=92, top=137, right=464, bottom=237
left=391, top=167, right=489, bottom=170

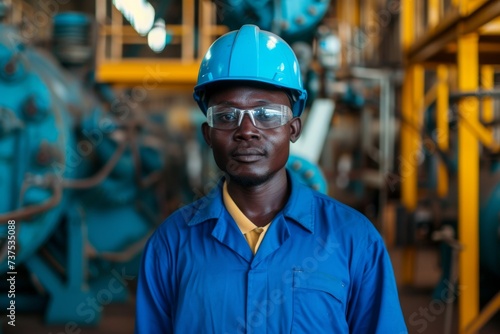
left=479, top=162, right=500, bottom=278
left=0, top=14, right=166, bottom=325
left=213, top=0, right=331, bottom=44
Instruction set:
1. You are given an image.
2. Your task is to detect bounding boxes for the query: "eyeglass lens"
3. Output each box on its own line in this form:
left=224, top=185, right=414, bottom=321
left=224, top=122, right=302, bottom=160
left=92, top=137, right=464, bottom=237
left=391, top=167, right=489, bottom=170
left=208, top=105, right=291, bottom=130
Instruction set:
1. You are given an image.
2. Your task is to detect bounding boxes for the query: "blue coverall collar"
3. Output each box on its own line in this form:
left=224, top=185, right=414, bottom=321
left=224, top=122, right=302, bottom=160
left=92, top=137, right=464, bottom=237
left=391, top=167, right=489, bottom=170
left=187, top=169, right=315, bottom=234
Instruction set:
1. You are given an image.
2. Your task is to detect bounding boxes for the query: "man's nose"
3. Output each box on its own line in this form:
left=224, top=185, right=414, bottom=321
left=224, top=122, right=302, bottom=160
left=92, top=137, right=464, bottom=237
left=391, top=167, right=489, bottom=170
left=234, top=112, right=260, bottom=140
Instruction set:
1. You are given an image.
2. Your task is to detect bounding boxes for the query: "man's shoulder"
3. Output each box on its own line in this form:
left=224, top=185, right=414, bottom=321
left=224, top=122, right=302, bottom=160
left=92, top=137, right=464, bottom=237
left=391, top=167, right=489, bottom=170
left=290, top=175, right=371, bottom=227
left=309, top=190, right=381, bottom=241
left=311, top=190, right=368, bottom=221
left=156, top=190, right=222, bottom=232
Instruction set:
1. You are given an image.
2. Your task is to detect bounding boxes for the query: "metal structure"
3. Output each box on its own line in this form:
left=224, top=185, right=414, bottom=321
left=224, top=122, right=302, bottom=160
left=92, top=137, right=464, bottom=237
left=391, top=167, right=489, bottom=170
left=400, top=0, right=500, bottom=332
left=93, top=0, right=332, bottom=89
left=311, top=0, right=402, bottom=235
left=211, top=0, right=331, bottom=44
left=94, top=0, right=227, bottom=90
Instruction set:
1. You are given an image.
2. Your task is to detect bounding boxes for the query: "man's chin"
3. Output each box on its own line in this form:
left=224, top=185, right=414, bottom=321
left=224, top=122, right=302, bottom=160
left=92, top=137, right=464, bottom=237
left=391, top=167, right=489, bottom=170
left=227, top=173, right=271, bottom=188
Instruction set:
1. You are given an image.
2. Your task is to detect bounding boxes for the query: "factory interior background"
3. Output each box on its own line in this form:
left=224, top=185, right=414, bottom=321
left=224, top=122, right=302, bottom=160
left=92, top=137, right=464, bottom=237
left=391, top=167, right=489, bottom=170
left=0, top=0, right=499, bottom=333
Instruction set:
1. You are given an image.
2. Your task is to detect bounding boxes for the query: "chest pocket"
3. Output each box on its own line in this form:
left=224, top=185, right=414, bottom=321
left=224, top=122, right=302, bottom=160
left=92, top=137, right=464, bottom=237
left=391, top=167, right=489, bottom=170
left=291, top=269, right=349, bottom=333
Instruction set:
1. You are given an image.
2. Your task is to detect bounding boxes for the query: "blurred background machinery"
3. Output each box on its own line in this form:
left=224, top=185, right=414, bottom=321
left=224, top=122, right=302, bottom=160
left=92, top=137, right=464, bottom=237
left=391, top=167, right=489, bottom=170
left=0, top=0, right=499, bottom=334
left=397, top=1, right=500, bottom=333
left=0, top=7, right=172, bottom=326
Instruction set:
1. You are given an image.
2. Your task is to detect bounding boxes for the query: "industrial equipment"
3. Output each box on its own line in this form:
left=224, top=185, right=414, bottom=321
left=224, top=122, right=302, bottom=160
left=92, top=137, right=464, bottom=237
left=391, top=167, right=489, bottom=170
left=0, top=12, right=166, bottom=325
left=399, top=1, right=500, bottom=331
left=211, top=0, right=331, bottom=44
left=4, top=1, right=499, bottom=332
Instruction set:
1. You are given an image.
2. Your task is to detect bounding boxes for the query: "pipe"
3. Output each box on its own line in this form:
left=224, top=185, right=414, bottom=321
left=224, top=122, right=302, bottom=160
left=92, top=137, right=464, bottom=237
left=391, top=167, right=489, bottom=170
left=0, top=177, right=62, bottom=222
left=61, top=139, right=127, bottom=189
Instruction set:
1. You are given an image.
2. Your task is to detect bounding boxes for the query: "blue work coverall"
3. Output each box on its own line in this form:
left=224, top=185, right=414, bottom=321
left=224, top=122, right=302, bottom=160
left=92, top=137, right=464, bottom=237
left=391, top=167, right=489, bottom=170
left=135, top=172, right=408, bottom=333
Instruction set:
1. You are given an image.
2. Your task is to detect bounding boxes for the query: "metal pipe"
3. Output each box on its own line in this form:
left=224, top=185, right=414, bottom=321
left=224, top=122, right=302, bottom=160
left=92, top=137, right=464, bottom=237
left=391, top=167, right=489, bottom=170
left=61, top=138, right=128, bottom=189
left=345, top=67, right=400, bottom=233
left=449, top=89, right=500, bottom=100
left=464, top=292, right=500, bottom=334
left=432, top=226, right=463, bottom=334
left=0, top=177, right=62, bottom=223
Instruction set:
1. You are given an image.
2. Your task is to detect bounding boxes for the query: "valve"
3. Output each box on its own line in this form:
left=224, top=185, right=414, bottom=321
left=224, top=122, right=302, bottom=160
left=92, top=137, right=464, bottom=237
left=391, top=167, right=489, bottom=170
left=0, top=49, right=26, bottom=81
left=22, top=94, right=50, bottom=123
left=35, top=142, right=62, bottom=167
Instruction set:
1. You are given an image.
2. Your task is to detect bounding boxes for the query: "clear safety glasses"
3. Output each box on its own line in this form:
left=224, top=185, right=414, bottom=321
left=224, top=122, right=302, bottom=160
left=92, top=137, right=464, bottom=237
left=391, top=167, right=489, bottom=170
left=206, top=104, right=293, bottom=130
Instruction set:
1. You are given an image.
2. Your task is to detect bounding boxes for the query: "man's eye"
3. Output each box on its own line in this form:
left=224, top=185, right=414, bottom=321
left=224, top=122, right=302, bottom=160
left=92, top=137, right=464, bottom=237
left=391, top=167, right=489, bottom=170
left=216, top=112, right=237, bottom=122
left=254, top=109, right=280, bottom=121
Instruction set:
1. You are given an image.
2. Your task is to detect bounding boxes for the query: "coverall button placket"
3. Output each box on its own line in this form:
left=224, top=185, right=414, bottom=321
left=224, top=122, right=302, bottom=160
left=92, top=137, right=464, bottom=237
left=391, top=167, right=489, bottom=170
left=246, top=268, right=268, bottom=334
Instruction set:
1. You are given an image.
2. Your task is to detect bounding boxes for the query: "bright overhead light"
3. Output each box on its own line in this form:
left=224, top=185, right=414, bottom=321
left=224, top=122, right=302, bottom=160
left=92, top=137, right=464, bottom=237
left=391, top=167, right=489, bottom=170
left=112, top=0, right=125, bottom=12
left=133, top=2, right=155, bottom=36
left=148, top=19, right=169, bottom=53
left=113, top=0, right=156, bottom=36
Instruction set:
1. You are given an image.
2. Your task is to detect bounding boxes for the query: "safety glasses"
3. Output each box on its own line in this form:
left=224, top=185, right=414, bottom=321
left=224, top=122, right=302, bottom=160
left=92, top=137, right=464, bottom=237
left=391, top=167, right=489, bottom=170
left=206, top=104, right=293, bottom=130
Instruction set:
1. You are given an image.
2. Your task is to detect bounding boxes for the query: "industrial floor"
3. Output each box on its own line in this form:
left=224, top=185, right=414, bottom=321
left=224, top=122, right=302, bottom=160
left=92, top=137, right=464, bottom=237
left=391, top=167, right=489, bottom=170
left=3, top=247, right=500, bottom=334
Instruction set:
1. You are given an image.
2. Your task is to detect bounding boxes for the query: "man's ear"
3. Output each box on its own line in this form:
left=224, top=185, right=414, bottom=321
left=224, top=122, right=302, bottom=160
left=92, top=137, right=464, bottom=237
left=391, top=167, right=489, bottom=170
left=289, top=117, right=302, bottom=143
left=201, top=122, right=212, bottom=147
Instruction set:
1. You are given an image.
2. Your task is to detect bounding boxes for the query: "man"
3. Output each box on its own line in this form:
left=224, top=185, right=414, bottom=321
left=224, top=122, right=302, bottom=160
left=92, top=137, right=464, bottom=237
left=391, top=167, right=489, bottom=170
left=135, top=24, right=408, bottom=333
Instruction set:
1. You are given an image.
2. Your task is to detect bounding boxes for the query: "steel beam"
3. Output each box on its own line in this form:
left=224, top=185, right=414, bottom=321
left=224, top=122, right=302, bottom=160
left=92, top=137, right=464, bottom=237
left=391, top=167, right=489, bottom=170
left=457, top=32, right=480, bottom=334
left=407, top=0, right=500, bottom=64
left=96, top=60, right=200, bottom=88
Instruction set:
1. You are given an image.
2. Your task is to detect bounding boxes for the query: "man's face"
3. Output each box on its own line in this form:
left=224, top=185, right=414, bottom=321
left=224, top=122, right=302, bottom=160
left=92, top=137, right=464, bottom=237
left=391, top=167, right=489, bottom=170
left=202, top=84, right=301, bottom=187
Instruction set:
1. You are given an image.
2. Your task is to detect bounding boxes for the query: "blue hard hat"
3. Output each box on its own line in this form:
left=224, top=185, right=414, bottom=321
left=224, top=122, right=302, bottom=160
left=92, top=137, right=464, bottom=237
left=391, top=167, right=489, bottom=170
left=193, top=24, right=308, bottom=117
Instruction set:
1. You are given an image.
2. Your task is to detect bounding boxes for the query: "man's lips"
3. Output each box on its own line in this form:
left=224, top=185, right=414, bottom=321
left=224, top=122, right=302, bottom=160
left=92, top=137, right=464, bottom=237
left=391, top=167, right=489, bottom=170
left=232, top=149, right=265, bottom=162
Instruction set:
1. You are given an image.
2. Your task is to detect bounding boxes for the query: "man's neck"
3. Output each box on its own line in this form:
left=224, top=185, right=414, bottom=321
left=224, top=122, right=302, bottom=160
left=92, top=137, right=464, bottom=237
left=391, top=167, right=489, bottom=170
left=225, top=170, right=289, bottom=227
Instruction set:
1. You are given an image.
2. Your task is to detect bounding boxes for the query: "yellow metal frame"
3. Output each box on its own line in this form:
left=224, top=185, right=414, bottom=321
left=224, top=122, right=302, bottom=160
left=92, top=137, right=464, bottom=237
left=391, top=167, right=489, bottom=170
left=94, top=0, right=228, bottom=88
left=457, top=32, right=480, bottom=330
left=407, top=0, right=500, bottom=64
left=95, top=60, right=201, bottom=90
left=481, top=66, right=494, bottom=125
left=336, top=0, right=387, bottom=67
left=401, top=0, right=500, bottom=333
left=464, top=292, right=500, bottom=334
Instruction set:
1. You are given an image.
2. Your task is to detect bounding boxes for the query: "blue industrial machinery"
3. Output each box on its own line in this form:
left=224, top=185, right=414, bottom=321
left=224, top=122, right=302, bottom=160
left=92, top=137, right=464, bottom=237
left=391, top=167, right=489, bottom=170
left=424, top=102, right=500, bottom=282
left=287, top=155, right=328, bottom=194
left=212, top=0, right=331, bottom=44
left=480, top=162, right=500, bottom=279
left=403, top=103, right=500, bottom=311
left=0, top=13, right=166, bottom=325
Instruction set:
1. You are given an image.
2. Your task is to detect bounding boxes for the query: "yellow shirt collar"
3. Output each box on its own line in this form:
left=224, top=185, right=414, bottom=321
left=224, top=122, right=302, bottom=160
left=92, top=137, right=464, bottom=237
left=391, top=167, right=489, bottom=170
left=222, top=181, right=257, bottom=234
